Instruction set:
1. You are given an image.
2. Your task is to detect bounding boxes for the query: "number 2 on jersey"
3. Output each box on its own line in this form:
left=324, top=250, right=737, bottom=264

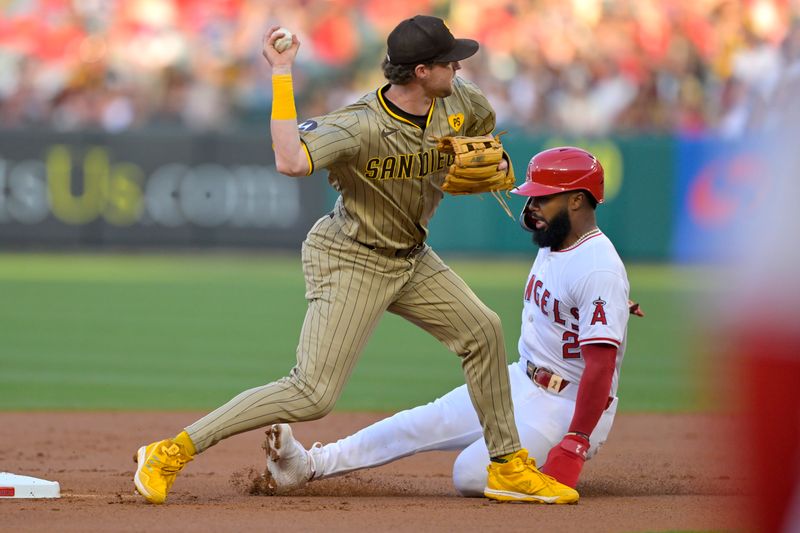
left=562, top=332, right=581, bottom=359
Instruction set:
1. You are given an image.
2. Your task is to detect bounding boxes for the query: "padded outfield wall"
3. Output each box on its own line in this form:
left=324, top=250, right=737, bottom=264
left=0, top=128, right=748, bottom=260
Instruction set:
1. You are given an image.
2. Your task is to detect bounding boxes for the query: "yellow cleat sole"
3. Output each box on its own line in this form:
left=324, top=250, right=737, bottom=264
left=484, top=488, right=578, bottom=504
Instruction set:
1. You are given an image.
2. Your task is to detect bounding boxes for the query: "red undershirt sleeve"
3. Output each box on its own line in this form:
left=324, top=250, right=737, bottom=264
left=568, top=343, right=617, bottom=436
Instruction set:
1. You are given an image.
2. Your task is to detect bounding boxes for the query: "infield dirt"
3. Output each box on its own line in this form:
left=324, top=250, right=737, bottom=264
left=1, top=412, right=746, bottom=532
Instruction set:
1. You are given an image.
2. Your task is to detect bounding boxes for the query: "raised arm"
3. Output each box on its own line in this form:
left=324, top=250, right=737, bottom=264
left=262, top=26, right=311, bottom=177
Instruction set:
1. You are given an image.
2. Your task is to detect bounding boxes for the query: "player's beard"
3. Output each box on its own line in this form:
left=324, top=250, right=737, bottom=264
left=442, top=75, right=456, bottom=96
left=435, top=74, right=456, bottom=97
left=434, top=79, right=454, bottom=98
left=532, top=208, right=571, bottom=250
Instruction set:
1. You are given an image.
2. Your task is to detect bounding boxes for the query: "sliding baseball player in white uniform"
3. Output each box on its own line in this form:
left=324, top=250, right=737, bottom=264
left=263, top=147, right=642, bottom=497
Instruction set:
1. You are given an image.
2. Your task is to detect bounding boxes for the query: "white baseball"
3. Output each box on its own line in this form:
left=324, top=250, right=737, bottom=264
left=273, top=28, right=293, bottom=53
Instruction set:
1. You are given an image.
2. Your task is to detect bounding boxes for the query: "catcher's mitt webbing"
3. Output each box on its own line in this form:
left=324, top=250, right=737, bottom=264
left=437, top=135, right=504, bottom=169
left=434, top=131, right=515, bottom=218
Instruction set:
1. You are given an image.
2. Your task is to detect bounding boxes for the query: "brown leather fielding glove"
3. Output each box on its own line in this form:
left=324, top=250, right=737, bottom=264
left=435, top=133, right=515, bottom=195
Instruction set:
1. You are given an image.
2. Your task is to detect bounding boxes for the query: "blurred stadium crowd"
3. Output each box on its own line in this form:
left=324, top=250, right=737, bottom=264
left=0, top=0, right=797, bottom=136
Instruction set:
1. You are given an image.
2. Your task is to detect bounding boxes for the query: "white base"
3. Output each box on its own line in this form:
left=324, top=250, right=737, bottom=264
left=0, top=472, right=60, bottom=499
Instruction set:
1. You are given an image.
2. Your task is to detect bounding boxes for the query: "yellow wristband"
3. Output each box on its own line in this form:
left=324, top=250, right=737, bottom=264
left=271, top=74, right=297, bottom=121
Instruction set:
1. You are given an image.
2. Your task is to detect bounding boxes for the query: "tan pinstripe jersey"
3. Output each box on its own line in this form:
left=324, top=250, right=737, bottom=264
left=298, top=76, right=497, bottom=250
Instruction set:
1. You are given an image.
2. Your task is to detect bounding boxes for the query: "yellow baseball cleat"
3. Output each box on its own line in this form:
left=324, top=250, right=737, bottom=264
left=133, top=439, right=193, bottom=504
left=484, top=449, right=579, bottom=504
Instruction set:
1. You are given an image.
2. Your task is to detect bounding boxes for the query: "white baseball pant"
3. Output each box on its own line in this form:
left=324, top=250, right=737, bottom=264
left=310, top=359, right=617, bottom=496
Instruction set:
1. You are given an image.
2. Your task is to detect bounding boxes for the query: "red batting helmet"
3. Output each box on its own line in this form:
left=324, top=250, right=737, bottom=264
left=512, top=146, right=604, bottom=203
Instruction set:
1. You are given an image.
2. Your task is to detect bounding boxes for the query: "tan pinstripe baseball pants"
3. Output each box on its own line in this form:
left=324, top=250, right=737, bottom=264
left=186, top=215, right=521, bottom=457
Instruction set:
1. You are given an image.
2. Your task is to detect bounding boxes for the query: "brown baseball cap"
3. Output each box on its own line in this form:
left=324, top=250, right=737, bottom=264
left=386, top=15, right=479, bottom=65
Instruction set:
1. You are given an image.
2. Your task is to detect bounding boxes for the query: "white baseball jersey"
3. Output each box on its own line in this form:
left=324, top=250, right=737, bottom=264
left=519, top=229, right=630, bottom=397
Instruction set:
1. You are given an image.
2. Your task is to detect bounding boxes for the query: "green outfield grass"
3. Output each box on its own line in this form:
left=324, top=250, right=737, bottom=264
left=0, top=252, right=718, bottom=412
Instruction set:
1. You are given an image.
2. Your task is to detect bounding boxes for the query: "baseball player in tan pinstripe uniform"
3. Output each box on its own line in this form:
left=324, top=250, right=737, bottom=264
left=133, top=15, right=576, bottom=505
